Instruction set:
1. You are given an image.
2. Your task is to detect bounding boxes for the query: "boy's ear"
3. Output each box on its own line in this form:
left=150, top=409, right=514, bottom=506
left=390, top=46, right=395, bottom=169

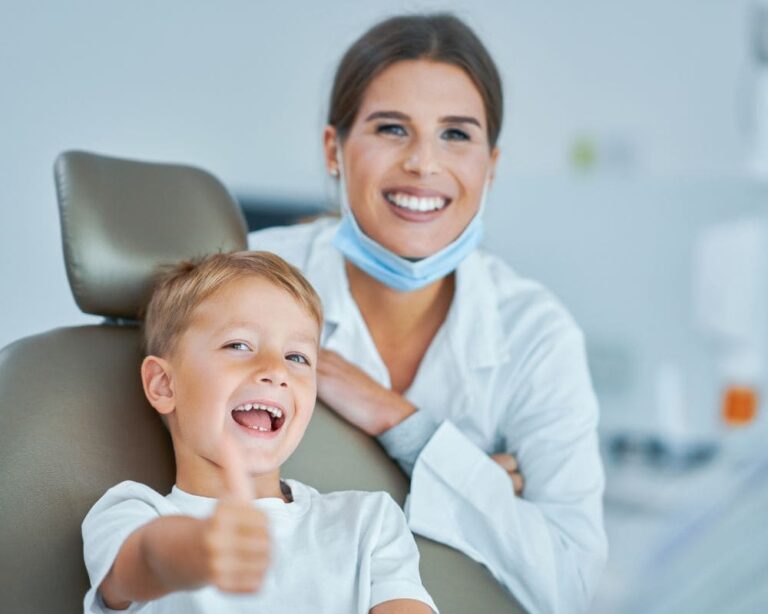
left=141, top=355, right=175, bottom=415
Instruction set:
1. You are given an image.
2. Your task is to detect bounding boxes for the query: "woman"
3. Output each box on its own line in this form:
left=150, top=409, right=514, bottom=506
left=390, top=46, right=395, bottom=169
left=249, top=13, right=607, bottom=614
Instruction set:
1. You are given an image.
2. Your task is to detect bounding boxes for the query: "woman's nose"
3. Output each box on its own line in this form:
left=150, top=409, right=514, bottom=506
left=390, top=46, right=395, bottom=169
left=402, top=137, right=441, bottom=176
left=252, top=352, right=289, bottom=388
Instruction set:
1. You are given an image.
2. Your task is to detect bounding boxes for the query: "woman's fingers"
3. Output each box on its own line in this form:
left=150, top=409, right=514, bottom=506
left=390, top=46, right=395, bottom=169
left=317, top=348, right=346, bottom=375
left=491, top=453, right=518, bottom=472
left=510, top=471, right=524, bottom=496
left=491, top=453, right=524, bottom=496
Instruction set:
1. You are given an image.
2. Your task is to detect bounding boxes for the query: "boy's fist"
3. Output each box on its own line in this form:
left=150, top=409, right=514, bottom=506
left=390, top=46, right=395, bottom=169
left=201, top=432, right=271, bottom=593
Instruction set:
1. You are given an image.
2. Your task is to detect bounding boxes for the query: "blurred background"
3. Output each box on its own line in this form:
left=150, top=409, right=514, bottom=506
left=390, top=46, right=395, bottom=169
left=2, top=1, right=767, bottom=611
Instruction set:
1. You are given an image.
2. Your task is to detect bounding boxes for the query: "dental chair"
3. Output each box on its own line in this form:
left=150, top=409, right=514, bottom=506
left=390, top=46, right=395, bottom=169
left=0, top=151, right=519, bottom=613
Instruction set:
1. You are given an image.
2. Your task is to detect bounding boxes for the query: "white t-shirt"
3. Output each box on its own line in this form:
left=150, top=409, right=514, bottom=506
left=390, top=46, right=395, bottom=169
left=82, top=479, right=437, bottom=613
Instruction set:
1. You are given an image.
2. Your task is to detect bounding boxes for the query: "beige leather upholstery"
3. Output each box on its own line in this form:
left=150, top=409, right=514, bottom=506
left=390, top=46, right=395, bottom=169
left=0, top=151, right=520, bottom=613
left=54, top=151, right=248, bottom=319
left=0, top=325, right=173, bottom=613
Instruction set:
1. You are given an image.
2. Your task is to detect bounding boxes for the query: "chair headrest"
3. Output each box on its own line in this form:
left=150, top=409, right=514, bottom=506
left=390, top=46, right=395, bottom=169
left=54, top=151, right=248, bottom=320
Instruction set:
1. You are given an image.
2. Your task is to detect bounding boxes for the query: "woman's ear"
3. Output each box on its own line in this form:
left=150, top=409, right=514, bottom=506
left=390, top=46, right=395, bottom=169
left=141, top=355, right=175, bottom=416
left=488, top=146, right=501, bottom=184
left=323, top=125, right=340, bottom=177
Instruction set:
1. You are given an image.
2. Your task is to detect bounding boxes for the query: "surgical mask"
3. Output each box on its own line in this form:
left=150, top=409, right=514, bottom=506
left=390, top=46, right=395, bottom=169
left=331, top=144, right=489, bottom=292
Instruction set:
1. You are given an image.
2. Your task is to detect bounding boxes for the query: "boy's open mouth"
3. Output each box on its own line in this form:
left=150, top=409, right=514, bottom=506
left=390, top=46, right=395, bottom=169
left=231, top=402, right=286, bottom=433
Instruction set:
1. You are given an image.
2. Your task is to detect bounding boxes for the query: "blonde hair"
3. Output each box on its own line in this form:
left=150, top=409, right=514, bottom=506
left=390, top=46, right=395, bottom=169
left=142, top=251, right=323, bottom=357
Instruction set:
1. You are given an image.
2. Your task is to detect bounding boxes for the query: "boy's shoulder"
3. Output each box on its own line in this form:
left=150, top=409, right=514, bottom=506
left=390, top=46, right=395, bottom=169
left=287, top=479, right=403, bottom=524
left=83, top=481, right=177, bottom=528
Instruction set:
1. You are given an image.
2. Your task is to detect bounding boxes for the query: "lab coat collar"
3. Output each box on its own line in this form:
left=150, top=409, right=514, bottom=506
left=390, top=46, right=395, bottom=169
left=305, top=220, right=507, bottom=370
left=450, top=250, right=509, bottom=369
left=304, top=219, right=350, bottom=339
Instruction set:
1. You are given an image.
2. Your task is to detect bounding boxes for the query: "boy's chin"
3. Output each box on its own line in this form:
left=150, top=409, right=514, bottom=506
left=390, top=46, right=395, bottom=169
left=242, top=449, right=289, bottom=476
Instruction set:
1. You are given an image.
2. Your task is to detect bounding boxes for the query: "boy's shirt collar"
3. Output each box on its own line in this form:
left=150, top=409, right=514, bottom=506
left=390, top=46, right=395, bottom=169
left=166, top=479, right=311, bottom=519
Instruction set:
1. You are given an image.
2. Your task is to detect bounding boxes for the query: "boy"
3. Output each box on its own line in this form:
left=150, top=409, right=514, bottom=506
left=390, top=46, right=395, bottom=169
left=82, top=251, right=437, bottom=613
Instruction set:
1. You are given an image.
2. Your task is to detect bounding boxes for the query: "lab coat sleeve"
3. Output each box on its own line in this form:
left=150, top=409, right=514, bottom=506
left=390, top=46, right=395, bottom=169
left=406, top=327, right=608, bottom=614
left=377, top=409, right=441, bottom=476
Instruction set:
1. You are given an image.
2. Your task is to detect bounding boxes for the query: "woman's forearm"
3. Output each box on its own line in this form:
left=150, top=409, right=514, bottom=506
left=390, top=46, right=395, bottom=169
left=407, top=421, right=607, bottom=614
left=377, top=409, right=441, bottom=476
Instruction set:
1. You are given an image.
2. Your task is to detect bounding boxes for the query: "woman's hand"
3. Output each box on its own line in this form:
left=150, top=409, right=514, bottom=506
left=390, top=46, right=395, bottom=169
left=491, top=453, right=524, bottom=496
left=317, top=349, right=416, bottom=436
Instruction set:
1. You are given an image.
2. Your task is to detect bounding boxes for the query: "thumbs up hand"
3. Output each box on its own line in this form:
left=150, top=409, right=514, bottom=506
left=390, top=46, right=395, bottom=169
left=201, top=432, right=272, bottom=593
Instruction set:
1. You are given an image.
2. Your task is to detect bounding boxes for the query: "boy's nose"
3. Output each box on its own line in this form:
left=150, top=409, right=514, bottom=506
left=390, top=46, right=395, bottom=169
left=252, top=353, right=289, bottom=388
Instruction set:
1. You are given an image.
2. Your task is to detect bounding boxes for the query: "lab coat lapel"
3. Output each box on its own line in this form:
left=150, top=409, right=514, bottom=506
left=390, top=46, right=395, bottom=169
left=451, top=251, right=508, bottom=370
left=304, top=221, right=391, bottom=389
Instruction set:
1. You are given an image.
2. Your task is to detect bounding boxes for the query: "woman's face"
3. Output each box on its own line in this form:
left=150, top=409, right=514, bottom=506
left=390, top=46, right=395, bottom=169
left=324, top=59, right=500, bottom=259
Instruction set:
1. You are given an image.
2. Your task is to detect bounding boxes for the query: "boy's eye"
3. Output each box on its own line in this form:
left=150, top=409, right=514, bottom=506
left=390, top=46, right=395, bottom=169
left=376, top=123, right=407, bottom=137
left=226, top=342, right=251, bottom=351
left=442, top=128, right=470, bottom=141
left=286, top=353, right=310, bottom=366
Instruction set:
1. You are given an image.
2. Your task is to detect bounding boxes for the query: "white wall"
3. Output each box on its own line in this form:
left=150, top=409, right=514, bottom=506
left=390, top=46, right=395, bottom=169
left=0, top=0, right=758, bottom=426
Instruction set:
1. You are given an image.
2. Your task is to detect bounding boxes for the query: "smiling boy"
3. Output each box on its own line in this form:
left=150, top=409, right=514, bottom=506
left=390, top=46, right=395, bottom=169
left=82, top=251, right=436, bottom=613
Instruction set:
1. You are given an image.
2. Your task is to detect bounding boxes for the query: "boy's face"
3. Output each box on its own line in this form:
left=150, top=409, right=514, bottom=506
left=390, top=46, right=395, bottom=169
left=155, top=276, right=319, bottom=481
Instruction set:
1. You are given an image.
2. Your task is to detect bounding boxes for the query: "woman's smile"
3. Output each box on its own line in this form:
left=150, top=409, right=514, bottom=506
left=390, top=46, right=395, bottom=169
left=382, top=185, right=453, bottom=221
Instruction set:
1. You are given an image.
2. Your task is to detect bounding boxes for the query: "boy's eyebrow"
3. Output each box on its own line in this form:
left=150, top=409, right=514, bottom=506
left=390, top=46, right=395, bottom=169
left=290, top=332, right=320, bottom=346
left=214, top=323, right=318, bottom=346
left=364, top=110, right=482, bottom=128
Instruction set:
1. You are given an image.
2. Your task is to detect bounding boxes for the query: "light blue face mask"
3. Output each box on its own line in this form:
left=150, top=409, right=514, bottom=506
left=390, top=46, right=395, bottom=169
left=332, top=145, right=489, bottom=292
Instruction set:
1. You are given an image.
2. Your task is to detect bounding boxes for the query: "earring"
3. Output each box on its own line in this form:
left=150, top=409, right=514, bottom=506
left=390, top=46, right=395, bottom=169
left=329, top=167, right=339, bottom=177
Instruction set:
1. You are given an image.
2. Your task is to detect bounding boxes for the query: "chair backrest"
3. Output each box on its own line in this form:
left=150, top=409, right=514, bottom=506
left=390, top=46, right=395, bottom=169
left=0, top=151, right=518, bottom=613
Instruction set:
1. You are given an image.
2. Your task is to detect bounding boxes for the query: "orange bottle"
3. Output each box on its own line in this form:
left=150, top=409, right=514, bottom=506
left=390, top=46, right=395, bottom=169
left=722, top=385, right=759, bottom=426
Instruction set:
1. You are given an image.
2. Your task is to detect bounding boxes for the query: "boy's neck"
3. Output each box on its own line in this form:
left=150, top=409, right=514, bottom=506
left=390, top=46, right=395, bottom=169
left=174, top=451, right=287, bottom=501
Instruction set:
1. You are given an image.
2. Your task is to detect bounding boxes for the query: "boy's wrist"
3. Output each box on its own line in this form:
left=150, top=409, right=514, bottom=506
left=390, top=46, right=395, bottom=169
left=143, top=516, right=210, bottom=594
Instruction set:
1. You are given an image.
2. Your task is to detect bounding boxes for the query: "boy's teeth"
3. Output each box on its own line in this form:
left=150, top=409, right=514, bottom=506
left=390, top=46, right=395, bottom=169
left=233, top=403, right=283, bottom=418
left=386, top=192, right=447, bottom=212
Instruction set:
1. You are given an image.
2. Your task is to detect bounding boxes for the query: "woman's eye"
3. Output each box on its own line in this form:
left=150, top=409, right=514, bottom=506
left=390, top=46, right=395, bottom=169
left=226, top=342, right=250, bottom=351
left=286, top=353, right=310, bottom=366
left=442, top=128, right=470, bottom=141
left=376, top=123, right=407, bottom=137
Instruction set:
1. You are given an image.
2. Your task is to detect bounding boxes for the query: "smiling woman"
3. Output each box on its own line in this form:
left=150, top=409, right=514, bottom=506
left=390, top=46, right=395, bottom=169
left=249, top=13, right=608, bottom=614
left=327, top=59, right=497, bottom=261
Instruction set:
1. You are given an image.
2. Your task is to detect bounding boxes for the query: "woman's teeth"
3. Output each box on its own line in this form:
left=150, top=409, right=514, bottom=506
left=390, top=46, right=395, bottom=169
left=385, top=192, right=448, bottom=212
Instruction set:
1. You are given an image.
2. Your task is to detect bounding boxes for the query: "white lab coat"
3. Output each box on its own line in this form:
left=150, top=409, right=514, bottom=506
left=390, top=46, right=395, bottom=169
left=249, top=218, right=607, bottom=614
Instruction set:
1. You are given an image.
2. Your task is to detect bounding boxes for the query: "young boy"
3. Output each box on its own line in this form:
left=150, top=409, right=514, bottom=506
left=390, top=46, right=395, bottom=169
left=82, top=251, right=437, bottom=613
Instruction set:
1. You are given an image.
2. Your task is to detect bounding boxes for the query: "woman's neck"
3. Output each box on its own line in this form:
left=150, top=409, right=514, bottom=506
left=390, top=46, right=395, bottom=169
left=345, top=260, right=455, bottom=333
left=345, top=260, right=454, bottom=392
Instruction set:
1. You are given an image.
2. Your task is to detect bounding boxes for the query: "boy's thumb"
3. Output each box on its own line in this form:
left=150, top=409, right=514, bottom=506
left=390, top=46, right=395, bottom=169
left=218, top=431, right=253, bottom=502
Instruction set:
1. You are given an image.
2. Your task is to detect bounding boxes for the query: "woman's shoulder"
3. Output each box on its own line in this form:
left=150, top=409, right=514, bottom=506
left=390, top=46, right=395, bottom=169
left=472, top=249, right=582, bottom=340
left=247, top=216, right=338, bottom=270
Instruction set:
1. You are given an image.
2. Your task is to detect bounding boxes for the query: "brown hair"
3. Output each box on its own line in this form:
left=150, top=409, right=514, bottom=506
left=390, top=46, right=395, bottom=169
left=142, top=251, right=323, bottom=357
left=328, top=13, right=503, bottom=148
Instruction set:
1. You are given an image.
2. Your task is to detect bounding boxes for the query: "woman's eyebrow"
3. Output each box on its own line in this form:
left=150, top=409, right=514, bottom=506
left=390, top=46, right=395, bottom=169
left=365, top=110, right=410, bottom=122
left=364, top=110, right=482, bottom=128
left=440, top=115, right=482, bottom=128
